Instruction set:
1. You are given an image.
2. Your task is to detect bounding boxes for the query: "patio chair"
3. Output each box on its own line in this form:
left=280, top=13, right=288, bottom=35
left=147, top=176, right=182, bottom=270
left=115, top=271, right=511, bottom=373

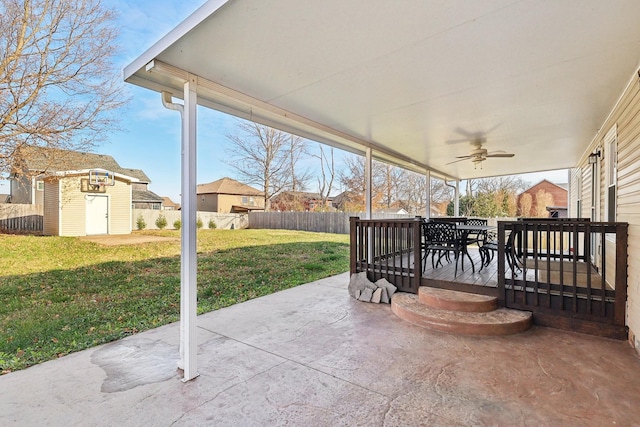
left=478, top=229, right=522, bottom=274
left=422, top=221, right=465, bottom=275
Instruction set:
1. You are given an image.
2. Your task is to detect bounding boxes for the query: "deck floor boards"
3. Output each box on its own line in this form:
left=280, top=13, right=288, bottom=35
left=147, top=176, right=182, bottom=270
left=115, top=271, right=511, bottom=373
left=422, top=247, right=501, bottom=288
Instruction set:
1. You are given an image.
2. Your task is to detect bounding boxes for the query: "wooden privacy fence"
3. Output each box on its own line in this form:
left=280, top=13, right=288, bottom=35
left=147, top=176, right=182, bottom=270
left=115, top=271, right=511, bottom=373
left=0, top=203, right=43, bottom=234
left=349, top=217, right=422, bottom=293
left=498, top=219, right=628, bottom=338
left=250, top=212, right=412, bottom=234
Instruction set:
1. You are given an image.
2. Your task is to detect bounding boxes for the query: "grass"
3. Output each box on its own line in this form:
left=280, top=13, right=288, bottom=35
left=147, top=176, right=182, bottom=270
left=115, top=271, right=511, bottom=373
left=0, top=229, right=349, bottom=373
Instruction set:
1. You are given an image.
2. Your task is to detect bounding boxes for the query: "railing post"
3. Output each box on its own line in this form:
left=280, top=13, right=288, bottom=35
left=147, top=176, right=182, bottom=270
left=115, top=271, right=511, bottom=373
left=412, top=217, right=422, bottom=293
left=614, top=223, right=628, bottom=326
left=349, top=217, right=358, bottom=276
left=497, top=221, right=506, bottom=307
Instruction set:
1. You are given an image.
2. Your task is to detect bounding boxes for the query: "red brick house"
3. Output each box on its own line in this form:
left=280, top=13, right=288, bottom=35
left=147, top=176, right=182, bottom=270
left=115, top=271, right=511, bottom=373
left=517, top=179, right=568, bottom=218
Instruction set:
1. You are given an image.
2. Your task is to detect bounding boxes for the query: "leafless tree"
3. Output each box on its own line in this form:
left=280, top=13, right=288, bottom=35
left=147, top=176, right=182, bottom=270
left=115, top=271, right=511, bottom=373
left=1, top=0, right=126, bottom=175
left=226, top=122, right=294, bottom=210
left=476, top=175, right=529, bottom=195
left=286, top=134, right=312, bottom=192
left=315, top=144, right=335, bottom=211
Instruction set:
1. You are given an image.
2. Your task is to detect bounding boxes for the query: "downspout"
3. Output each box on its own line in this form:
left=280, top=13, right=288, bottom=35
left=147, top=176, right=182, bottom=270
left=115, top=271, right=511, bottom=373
left=162, top=91, right=183, bottom=115
left=161, top=91, right=186, bottom=373
left=161, top=90, right=199, bottom=382
left=445, top=179, right=459, bottom=216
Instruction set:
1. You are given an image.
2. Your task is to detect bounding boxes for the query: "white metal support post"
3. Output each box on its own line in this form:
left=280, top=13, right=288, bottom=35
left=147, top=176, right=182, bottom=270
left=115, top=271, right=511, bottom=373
left=455, top=180, right=460, bottom=217
left=364, top=147, right=373, bottom=264
left=425, top=170, right=431, bottom=220
left=181, top=77, right=199, bottom=382
left=365, top=147, right=372, bottom=220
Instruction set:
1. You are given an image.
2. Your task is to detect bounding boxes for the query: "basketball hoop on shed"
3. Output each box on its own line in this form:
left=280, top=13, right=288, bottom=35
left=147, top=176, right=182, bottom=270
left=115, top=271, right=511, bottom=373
left=88, top=169, right=115, bottom=188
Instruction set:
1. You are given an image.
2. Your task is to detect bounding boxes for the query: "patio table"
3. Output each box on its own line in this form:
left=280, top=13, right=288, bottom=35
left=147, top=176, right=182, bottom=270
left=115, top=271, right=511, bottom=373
left=455, top=224, right=496, bottom=272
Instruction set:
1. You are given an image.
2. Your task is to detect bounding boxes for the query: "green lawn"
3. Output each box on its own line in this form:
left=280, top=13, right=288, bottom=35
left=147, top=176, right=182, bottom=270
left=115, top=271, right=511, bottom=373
left=0, top=229, right=349, bottom=373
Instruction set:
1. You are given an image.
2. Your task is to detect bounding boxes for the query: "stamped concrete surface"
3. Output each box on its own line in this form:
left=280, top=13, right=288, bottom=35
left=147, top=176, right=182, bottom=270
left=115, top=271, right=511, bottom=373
left=2, top=272, right=640, bottom=426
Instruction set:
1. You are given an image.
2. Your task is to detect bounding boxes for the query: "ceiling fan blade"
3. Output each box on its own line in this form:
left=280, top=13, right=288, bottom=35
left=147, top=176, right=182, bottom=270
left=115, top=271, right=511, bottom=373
left=446, top=157, right=472, bottom=165
left=455, top=155, right=473, bottom=159
left=486, top=153, right=515, bottom=158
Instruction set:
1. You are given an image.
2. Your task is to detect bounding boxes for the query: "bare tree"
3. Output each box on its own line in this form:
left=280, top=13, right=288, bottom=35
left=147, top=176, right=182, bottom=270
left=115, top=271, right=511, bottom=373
left=338, top=154, right=388, bottom=211
left=1, top=0, right=126, bottom=175
left=226, top=122, right=287, bottom=209
left=476, top=175, right=529, bottom=195
left=315, top=144, right=335, bottom=211
left=286, top=134, right=311, bottom=192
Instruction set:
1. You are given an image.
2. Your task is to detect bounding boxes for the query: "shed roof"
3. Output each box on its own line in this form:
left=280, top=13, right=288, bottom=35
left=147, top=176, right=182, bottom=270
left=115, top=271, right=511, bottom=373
left=18, top=146, right=121, bottom=174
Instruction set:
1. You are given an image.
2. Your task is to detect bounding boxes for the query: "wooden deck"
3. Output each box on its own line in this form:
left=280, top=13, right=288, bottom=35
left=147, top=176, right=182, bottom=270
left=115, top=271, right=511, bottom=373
left=421, top=247, right=502, bottom=296
left=350, top=217, right=628, bottom=339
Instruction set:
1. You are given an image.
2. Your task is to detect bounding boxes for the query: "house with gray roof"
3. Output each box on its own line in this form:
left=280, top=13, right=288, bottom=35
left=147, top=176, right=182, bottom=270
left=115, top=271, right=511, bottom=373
left=9, top=146, right=163, bottom=210
left=9, top=146, right=163, bottom=235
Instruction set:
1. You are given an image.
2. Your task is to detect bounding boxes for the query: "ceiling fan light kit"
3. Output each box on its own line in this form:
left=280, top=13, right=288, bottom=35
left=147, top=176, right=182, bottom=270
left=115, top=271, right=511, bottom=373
left=446, top=141, right=515, bottom=166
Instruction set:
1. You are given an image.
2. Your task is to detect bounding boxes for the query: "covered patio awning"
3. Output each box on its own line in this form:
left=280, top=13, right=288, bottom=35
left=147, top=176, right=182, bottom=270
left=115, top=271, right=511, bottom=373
left=125, top=0, right=640, bottom=180
left=123, top=0, right=640, bottom=381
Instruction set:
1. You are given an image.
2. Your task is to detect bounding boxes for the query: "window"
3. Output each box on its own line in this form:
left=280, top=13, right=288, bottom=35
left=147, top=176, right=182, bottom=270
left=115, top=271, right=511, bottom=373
left=242, top=196, right=249, bottom=205
left=604, top=124, right=617, bottom=222
left=36, top=180, right=44, bottom=191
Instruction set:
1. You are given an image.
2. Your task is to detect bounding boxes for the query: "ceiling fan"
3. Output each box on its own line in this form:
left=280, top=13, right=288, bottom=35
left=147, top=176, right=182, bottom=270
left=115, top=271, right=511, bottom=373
left=446, top=141, right=514, bottom=168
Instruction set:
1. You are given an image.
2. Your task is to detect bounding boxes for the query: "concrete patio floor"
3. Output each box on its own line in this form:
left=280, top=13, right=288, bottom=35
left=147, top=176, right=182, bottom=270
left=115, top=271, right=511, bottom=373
left=2, top=272, right=640, bottom=426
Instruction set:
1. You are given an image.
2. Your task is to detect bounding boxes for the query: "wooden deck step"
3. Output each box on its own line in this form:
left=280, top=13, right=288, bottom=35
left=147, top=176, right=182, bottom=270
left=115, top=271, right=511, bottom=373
left=391, top=293, right=532, bottom=336
left=419, top=287, right=498, bottom=312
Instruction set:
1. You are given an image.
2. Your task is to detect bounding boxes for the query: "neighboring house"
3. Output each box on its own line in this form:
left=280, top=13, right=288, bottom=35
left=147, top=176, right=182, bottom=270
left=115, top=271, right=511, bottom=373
left=162, top=196, right=180, bottom=210
left=197, top=177, right=264, bottom=213
left=0, top=194, right=10, bottom=203
left=331, top=191, right=363, bottom=212
left=271, top=191, right=333, bottom=211
left=517, top=179, right=568, bottom=217
left=10, top=146, right=122, bottom=205
left=121, top=168, right=164, bottom=210
left=375, top=208, right=409, bottom=215
left=8, top=146, right=162, bottom=236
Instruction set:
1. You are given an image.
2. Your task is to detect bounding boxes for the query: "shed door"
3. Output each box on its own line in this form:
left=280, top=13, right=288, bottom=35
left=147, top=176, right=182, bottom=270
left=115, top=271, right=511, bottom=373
left=86, top=195, right=108, bottom=235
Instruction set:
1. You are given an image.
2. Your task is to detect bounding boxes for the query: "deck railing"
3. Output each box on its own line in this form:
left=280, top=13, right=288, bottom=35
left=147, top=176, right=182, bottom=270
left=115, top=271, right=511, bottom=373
left=349, top=217, right=422, bottom=293
left=498, top=219, right=628, bottom=338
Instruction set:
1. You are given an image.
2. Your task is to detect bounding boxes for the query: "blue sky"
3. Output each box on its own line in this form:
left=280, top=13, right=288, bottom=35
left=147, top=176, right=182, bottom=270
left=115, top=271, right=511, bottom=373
left=0, top=0, right=568, bottom=200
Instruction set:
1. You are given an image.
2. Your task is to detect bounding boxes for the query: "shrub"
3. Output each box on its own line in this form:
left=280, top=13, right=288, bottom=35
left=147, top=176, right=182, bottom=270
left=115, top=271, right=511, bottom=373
left=173, top=219, right=181, bottom=230
left=208, top=219, right=217, bottom=229
left=196, top=217, right=203, bottom=229
left=155, top=214, right=168, bottom=230
left=136, top=215, right=146, bottom=230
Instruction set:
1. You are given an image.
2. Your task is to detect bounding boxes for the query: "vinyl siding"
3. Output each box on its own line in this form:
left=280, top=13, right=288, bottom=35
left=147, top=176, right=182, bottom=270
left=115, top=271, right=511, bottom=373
left=198, top=193, right=265, bottom=213
left=59, top=177, right=87, bottom=236
left=42, top=180, right=59, bottom=236
left=574, top=72, right=640, bottom=344
left=109, top=178, right=132, bottom=234
left=53, top=176, right=132, bottom=236
left=10, top=175, right=32, bottom=204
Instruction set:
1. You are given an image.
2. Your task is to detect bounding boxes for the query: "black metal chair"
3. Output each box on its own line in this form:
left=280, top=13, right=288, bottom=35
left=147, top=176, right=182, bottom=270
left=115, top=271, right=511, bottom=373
left=478, top=229, right=522, bottom=274
left=464, top=218, right=488, bottom=246
left=422, top=221, right=465, bottom=275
